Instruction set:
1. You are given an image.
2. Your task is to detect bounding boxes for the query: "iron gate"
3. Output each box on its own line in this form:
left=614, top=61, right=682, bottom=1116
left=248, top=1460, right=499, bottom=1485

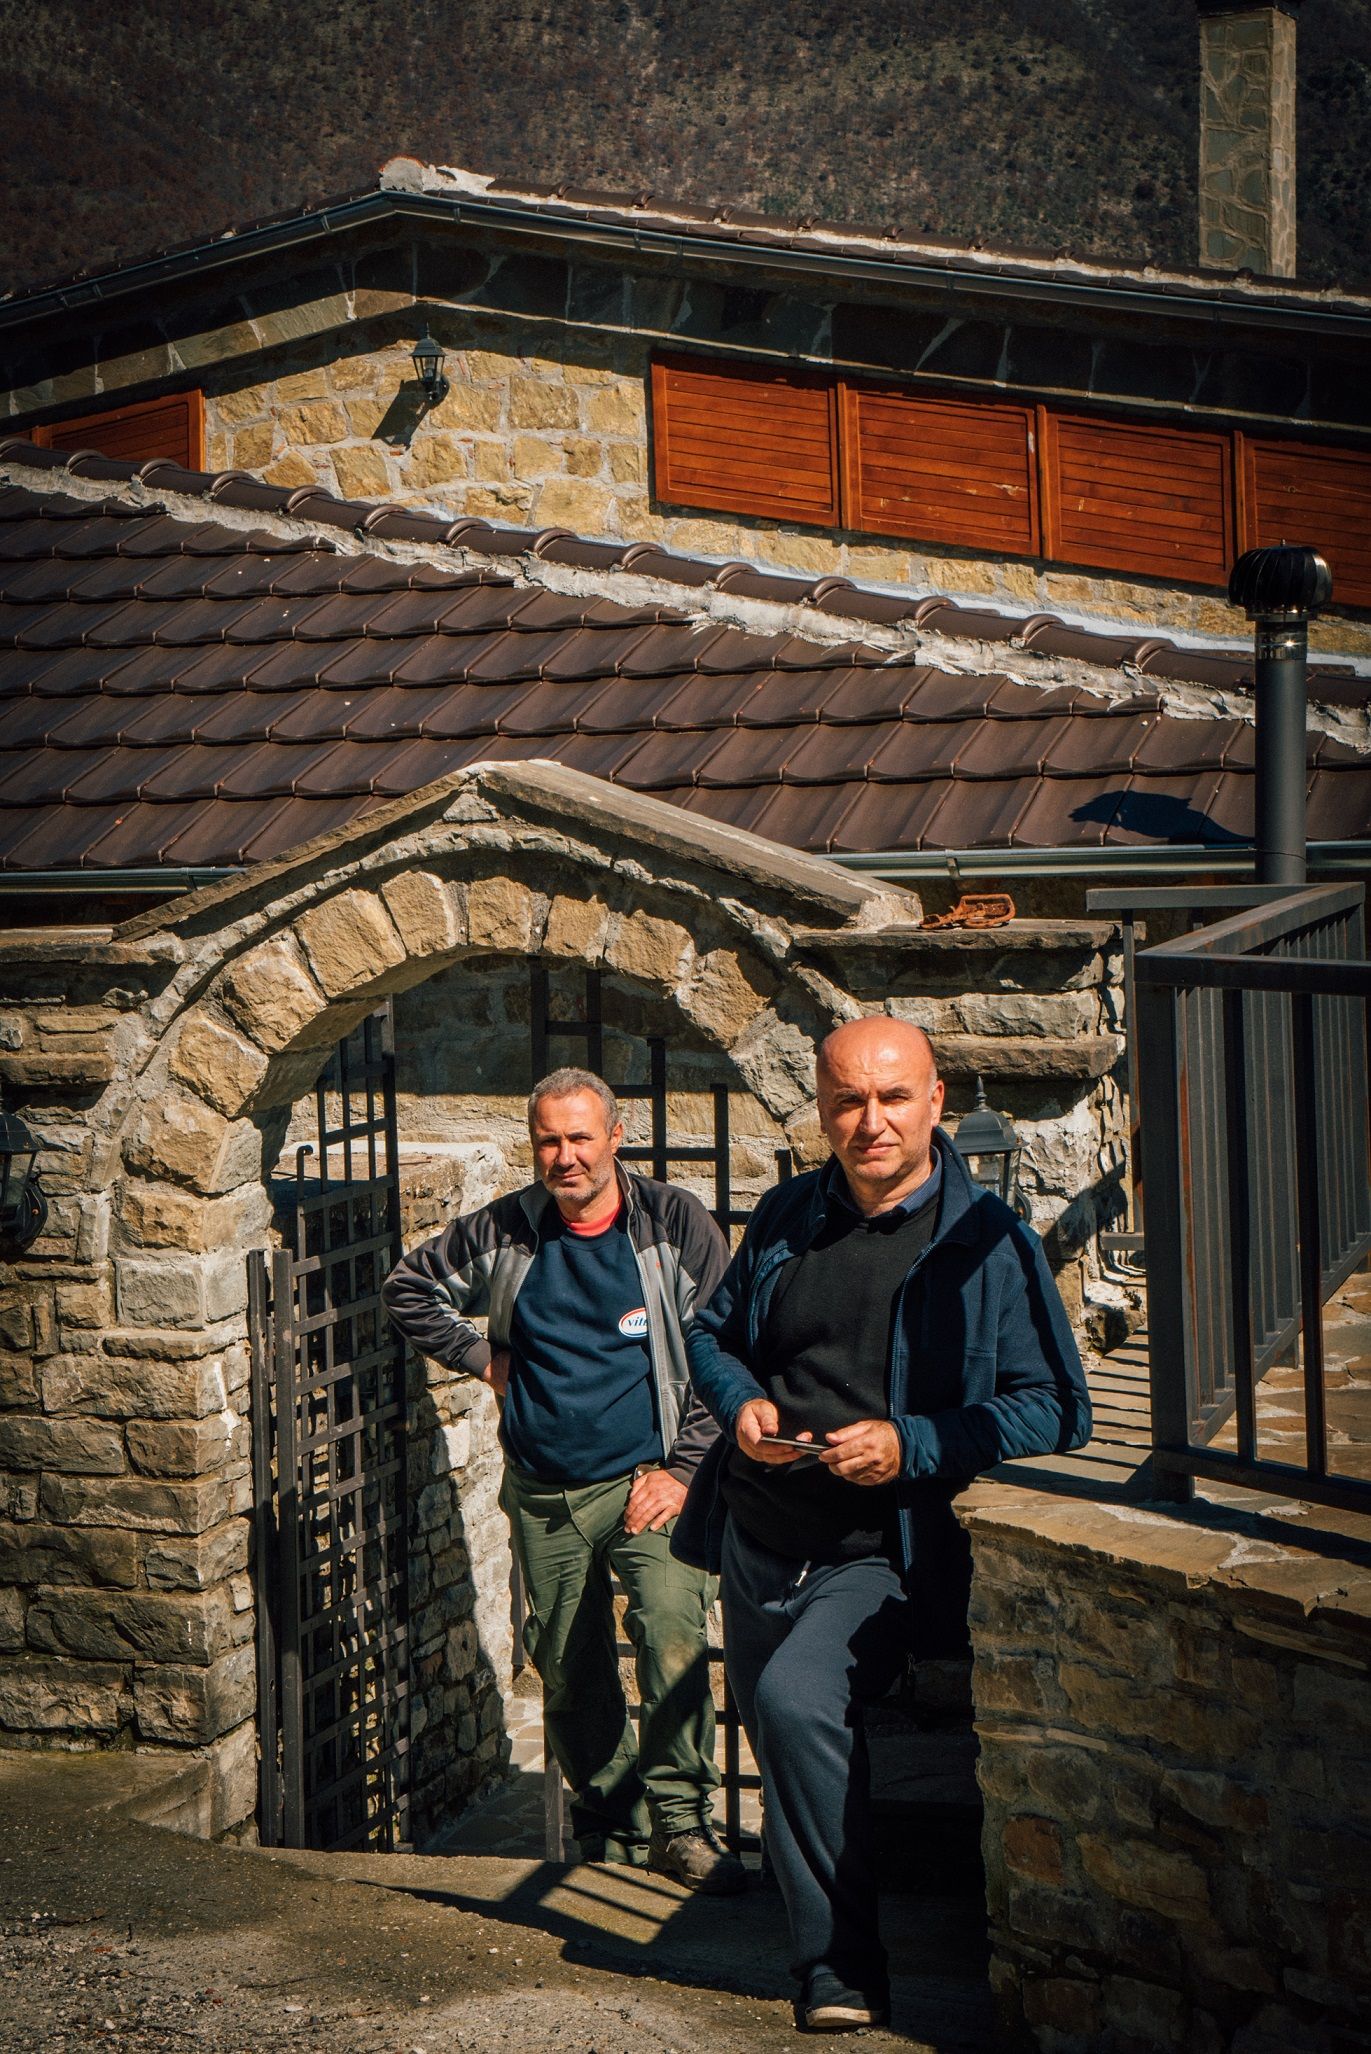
left=529, top=964, right=792, bottom=1855
left=250, top=1007, right=411, bottom=1851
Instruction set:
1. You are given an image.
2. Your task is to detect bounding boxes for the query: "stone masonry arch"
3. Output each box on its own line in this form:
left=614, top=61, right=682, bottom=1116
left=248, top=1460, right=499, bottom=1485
left=0, top=763, right=914, bottom=1838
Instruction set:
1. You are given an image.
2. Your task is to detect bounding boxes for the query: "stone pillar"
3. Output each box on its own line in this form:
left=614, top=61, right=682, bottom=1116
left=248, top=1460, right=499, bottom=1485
left=1198, top=2, right=1300, bottom=277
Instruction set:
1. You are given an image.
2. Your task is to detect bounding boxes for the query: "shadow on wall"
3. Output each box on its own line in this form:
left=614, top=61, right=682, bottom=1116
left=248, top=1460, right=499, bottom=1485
left=407, top=1362, right=513, bottom=1844
left=260, top=1131, right=515, bottom=1853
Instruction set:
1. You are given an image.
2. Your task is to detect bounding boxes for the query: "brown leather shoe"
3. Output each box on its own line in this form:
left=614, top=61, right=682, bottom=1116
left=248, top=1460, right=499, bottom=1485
left=647, top=1822, right=747, bottom=1895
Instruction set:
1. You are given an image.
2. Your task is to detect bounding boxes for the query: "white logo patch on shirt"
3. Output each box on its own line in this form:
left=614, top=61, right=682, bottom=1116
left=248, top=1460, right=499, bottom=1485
left=618, top=1307, right=649, bottom=1339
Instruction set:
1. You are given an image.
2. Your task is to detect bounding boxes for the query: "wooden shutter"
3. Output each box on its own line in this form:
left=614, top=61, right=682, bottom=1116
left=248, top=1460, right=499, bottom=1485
left=651, top=354, right=839, bottom=525
left=1242, top=437, right=1371, bottom=610
left=33, top=390, right=203, bottom=469
left=1041, top=411, right=1232, bottom=587
left=843, top=385, right=1038, bottom=556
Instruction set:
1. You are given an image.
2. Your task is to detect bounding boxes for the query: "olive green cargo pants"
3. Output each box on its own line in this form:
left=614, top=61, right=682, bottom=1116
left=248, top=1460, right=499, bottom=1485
left=500, top=1462, right=719, bottom=1860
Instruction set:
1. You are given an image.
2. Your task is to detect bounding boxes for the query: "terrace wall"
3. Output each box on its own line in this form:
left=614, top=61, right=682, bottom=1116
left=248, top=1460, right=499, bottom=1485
left=964, top=1481, right=1371, bottom=2054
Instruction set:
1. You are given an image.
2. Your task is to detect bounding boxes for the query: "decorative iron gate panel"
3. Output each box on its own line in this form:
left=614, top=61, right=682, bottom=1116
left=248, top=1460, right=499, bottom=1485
left=529, top=965, right=792, bottom=1856
left=250, top=1007, right=411, bottom=1851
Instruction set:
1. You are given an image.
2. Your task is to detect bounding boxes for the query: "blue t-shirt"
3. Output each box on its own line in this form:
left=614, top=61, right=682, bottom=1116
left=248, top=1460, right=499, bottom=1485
left=501, top=1204, right=661, bottom=1483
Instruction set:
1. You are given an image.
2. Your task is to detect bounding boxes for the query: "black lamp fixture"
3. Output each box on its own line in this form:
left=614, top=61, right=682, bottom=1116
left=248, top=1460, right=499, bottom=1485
left=410, top=327, right=449, bottom=409
left=955, top=1076, right=1029, bottom=1219
left=0, top=1108, right=47, bottom=1257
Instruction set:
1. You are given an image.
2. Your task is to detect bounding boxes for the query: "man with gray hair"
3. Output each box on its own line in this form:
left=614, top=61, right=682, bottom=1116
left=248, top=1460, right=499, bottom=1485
left=383, top=1066, right=744, bottom=1893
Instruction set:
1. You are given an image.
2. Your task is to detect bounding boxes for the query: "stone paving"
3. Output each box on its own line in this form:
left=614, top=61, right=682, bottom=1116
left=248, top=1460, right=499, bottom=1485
left=1209, top=1260, right=1371, bottom=1480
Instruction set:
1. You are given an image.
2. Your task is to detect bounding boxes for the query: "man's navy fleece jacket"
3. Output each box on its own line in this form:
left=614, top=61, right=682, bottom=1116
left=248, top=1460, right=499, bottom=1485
left=674, top=1129, right=1091, bottom=1640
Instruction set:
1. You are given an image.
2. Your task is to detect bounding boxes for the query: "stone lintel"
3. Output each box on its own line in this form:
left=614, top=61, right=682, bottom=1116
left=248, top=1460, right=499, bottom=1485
left=0, top=928, right=180, bottom=967
left=933, top=1033, right=1121, bottom=1081
left=795, top=918, right=1117, bottom=955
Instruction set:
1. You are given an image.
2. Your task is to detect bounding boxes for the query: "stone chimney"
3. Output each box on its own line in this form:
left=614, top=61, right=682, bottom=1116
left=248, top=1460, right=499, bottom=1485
left=1197, top=0, right=1301, bottom=276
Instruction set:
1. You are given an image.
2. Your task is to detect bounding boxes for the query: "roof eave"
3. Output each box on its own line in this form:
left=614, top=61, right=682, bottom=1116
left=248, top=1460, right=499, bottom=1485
left=5, top=186, right=1371, bottom=347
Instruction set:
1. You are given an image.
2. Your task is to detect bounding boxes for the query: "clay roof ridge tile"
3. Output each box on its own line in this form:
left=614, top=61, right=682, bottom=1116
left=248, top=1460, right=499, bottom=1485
left=1010, top=613, right=1067, bottom=649
left=5, top=447, right=1361, bottom=712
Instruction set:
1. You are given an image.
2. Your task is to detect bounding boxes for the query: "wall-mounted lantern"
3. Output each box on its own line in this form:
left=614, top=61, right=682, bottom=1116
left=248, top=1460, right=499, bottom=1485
left=410, top=328, right=449, bottom=409
left=0, top=1109, right=47, bottom=1256
left=955, top=1076, right=1029, bottom=1219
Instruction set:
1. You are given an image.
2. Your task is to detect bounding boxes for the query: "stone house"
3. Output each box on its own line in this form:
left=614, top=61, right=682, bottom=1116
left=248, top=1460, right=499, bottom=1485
left=0, top=435, right=1366, bottom=1283
left=1, top=9, right=1370, bottom=2039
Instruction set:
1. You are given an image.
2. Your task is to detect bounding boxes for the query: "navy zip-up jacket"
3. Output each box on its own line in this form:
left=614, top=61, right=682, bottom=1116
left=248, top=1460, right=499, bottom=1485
left=674, top=1129, right=1090, bottom=1612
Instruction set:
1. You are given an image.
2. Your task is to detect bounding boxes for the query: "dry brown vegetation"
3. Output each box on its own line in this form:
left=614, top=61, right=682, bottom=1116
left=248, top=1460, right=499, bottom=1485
left=2, top=0, right=1369, bottom=298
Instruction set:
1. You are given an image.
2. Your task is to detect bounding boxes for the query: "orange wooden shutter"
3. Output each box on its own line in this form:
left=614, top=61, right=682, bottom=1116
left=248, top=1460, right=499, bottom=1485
left=1041, top=411, right=1232, bottom=586
left=651, top=354, right=839, bottom=525
left=1242, top=437, right=1371, bottom=609
left=34, top=390, right=203, bottom=469
left=843, top=384, right=1039, bottom=556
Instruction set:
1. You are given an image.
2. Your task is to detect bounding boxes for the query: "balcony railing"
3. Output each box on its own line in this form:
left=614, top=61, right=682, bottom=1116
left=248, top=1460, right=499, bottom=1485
left=1133, top=882, right=1371, bottom=1512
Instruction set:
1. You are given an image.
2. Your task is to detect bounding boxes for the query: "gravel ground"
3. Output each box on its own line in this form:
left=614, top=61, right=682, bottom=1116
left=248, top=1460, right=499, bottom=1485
left=0, top=1753, right=993, bottom=2054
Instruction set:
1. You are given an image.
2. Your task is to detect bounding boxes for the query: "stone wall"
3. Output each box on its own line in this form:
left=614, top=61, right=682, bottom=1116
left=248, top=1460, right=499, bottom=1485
left=961, top=1481, right=1371, bottom=2054
left=0, top=763, right=907, bottom=1837
left=0, top=934, right=261, bottom=1840
left=193, top=309, right=1368, bottom=657
left=302, top=922, right=1126, bottom=1842
left=0, top=762, right=1133, bottom=1846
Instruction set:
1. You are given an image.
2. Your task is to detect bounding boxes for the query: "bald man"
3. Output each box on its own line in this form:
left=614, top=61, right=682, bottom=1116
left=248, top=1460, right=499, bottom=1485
left=677, top=1018, right=1089, bottom=2032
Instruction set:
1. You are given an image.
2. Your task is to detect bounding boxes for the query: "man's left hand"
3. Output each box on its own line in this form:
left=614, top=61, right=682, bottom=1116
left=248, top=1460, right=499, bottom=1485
left=819, top=1419, right=902, bottom=1487
left=624, top=1468, right=688, bottom=1534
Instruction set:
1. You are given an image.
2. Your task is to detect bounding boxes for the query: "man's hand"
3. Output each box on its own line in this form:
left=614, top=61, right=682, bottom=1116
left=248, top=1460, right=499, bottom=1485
left=736, top=1398, right=812, bottom=1465
left=818, top=1418, right=901, bottom=1487
left=623, top=1468, right=687, bottom=1535
left=483, top=1347, right=510, bottom=1400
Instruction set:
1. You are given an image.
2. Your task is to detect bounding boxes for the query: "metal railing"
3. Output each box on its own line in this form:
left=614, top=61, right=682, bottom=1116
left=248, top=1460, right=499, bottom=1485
left=1134, top=882, right=1371, bottom=1511
left=1087, top=884, right=1318, bottom=1266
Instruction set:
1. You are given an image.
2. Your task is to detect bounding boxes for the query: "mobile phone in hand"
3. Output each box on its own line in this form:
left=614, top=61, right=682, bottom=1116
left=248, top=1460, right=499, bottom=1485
left=761, top=1433, right=823, bottom=1451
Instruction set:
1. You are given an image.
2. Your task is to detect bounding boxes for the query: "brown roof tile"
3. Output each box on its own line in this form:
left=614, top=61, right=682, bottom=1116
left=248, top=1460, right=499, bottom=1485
left=818, top=782, right=950, bottom=853
left=417, top=682, right=543, bottom=739
left=562, top=675, right=694, bottom=734
left=1040, top=714, right=1161, bottom=777
left=495, top=679, right=632, bottom=738
left=615, top=727, right=731, bottom=790
left=1008, top=778, right=1120, bottom=848
left=645, top=675, right=751, bottom=730
left=864, top=720, right=995, bottom=783
left=901, top=671, right=1004, bottom=722
left=0, top=449, right=1364, bottom=872
left=1305, top=766, right=1371, bottom=839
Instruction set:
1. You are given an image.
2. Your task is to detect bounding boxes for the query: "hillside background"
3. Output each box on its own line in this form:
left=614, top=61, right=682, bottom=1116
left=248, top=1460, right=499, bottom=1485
left=3, top=0, right=1370, bottom=298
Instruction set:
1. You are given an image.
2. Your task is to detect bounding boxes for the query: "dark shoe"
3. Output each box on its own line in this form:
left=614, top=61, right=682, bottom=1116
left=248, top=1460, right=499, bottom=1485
left=648, top=1822, right=747, bottom=1895
left=800, top=1972, right=890, bottom=2033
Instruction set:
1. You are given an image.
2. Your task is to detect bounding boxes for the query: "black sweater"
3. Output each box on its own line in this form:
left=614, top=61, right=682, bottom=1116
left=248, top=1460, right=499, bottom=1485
left=722, top=1180, right=939, bottom=1562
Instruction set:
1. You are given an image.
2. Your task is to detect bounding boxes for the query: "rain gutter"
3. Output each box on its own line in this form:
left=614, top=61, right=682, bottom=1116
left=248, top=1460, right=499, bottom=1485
left=2, top=843, right=1367, bottom=899
left=0, top=867, right=239, bottom=895
left=4, top=189, right=1370, bottom=347
left=828, top=841, right=1371, bottom=883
